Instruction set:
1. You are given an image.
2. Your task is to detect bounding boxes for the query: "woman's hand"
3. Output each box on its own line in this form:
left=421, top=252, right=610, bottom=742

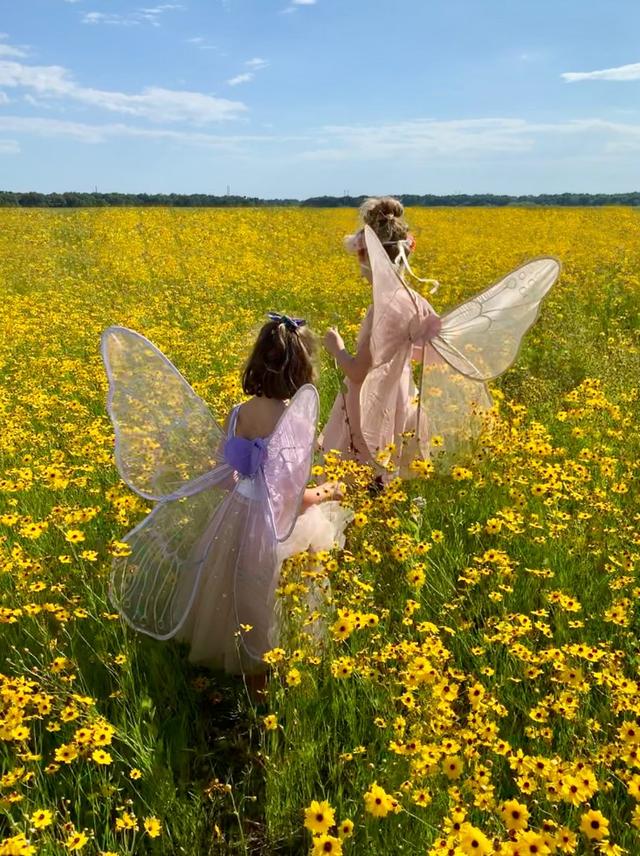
left=323, top=327, right=345, bottom=359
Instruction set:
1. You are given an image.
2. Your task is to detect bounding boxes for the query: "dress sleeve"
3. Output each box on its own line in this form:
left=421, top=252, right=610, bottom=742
left=354, top=306, right=373, bottom=371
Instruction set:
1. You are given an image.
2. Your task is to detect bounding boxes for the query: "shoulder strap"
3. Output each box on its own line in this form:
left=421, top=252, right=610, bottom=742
left=228, top=405, right=241, bottom=437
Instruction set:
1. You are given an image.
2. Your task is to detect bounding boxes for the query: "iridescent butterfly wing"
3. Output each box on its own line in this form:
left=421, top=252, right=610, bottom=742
left=422, top=257, right=561, bottom=452
left=102, top=326, right=232, bottom=639
left=262, top=383, right=319, bottom=541
left=101, top=326, right=224, bottom=500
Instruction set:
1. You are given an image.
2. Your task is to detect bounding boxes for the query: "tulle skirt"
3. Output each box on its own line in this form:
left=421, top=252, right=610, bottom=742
left=177, top=500, right=353, bottom=675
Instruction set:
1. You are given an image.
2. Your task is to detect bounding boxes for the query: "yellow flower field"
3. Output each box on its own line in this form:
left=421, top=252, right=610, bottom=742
left=0, top=207, right=639, bottom=855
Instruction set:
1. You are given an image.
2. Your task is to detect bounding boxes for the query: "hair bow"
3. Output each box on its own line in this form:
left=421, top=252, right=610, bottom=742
left=267, top=312, right=306, bottom=331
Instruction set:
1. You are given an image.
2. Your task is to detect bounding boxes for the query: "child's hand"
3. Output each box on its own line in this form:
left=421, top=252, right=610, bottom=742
left=323, top=328, right=345, bottom=359
left=318, top=480, right=345, bottom=501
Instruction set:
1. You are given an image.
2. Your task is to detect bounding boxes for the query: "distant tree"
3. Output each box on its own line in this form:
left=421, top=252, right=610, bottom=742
left=0, top=190, right=639, bottom=208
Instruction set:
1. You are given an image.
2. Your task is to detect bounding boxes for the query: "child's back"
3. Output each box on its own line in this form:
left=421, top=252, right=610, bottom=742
left=235, top=395, right=286, bottom=441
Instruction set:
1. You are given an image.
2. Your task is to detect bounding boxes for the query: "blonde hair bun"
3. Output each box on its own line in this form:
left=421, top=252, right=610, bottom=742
left=359, top=196, right=409, bottom=260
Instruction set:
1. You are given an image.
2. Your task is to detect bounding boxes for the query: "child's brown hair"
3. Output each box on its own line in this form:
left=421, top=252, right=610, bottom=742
left=242, top=316, right=317, bottom=399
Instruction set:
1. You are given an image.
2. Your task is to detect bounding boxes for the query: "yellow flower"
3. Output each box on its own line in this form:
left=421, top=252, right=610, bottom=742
left=129, top=767, right=142, bottom=779
left=555, top=826, right=577, bottom=852
left=92, top=749, right=112, bottom=765
left=65, top=831, right=89, bottom=851
left=0, top=833, right=36, bottom=855
left=628, top=773, right=640, bottom=799
left=144, top=817, right=162, bottom=838
left=514, top=829, right=551, bottom=854
left=330, top=657, right=354, bottom=679
left=286, top=668, right=301, bottom=687
left=459, top=823, right=492, bottom=855
left=331, top=614, right=355, bottom=642
left=442, top=755, right=463, bottom=779
left=579, top=809, right=609, bottom=841
left=54, top=743, right=78, bottom=764
left=412, top=788, right=432, bottom=807
left=92, top=722, right=115, bottom=746
left=311, top=834, right=342, bottom=855
left=263, top=714, right=278, bottom=731
left=64, top=529, right=85, bottom=543
left=338, top=818, right=354, bottom=838
left=500, top=798, right=529, bottom=831
left=30, top=808, right=53, bottom=829
left=303, top=800, right=335, bottom=835
left=115, top=811, right=138, bottom=832
left=364, top=782, right=394, bottom=818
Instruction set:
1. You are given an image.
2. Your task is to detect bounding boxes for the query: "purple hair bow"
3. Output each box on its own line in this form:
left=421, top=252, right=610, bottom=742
left=267, top=312, right=306, bottom=332
left=223, top=436, right=268, bottom=477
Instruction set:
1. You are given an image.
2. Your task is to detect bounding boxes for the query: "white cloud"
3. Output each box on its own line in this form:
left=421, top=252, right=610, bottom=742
left=82, top=4, right=184, bottom=26
left=186, top=36, right=220, bottom=51
left=295, top=117, right=640, bottom=161
left=0, top=115, right=280, bottom=149
left=0, top=91, right=10, bottom=104
left=0, top=43, right=28, bottom=58
left=226, top=57, right=268, bottom=86
left=0, top=138, right=19, bottom=154
left=227, top=72, right=254, bottom=86
left=0, top=35, right=28, bottom=58
left=83, top=12, right=138, bottom=26
left=281, top=0, right=316, bottom=12
left=0, top=59, right=247, bottom=123
left=562, top=62, right=640, bottom=83
left=5, top=113, right=640, bottom=167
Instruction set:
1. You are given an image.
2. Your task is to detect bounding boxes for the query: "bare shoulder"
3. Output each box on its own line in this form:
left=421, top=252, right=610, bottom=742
left=236, top=396, right=287, bottom=440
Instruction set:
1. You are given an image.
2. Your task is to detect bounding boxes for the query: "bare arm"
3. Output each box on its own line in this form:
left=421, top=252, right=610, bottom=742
left=324, top=308, right=373, bottom=385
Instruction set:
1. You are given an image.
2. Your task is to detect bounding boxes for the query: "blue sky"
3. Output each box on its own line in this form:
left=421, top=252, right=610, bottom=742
left=1, top=0, right=639, bottom=196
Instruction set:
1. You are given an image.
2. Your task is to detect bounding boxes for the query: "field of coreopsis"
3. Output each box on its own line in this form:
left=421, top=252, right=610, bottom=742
left=0, top=206, right=639, bottom=856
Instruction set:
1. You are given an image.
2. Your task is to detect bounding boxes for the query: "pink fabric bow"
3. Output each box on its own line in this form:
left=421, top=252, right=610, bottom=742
left=414, top=313, right=442, bottom=344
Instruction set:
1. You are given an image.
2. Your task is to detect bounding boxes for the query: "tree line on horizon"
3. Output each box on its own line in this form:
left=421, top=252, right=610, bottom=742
left=1, top=190, right=640, bottom=208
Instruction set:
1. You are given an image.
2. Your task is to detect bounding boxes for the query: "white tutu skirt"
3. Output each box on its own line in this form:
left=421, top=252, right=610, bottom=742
left=177, top=500, right=353, bottom=675
left=277, top=500, right=353, bottom=560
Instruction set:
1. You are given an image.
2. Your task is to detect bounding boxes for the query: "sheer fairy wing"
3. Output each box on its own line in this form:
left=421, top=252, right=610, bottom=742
left=360, top=225, right=433, bottom=458
left=263, top=384, right=319, bottom=542
left=102, top=326, right=224, bottom=501
left=110, top=473, right=233, bottom=640
left=431, top=257, right=561, bottom=380
left=417, top=345, right=493, bottom=457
